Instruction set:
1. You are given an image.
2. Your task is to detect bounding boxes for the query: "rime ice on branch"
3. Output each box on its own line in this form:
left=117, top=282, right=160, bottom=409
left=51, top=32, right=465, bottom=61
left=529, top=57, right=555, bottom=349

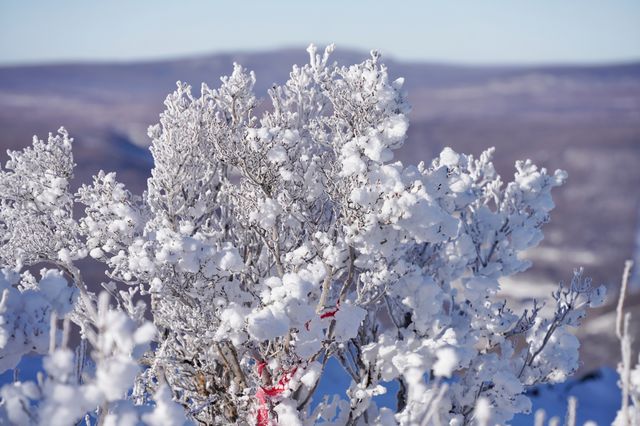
left=0, top=45, right=606, bottom=425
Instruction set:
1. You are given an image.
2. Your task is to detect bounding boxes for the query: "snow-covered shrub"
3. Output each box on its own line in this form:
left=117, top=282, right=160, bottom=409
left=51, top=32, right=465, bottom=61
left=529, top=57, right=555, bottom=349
left=0, top=45, right=606, bottom=425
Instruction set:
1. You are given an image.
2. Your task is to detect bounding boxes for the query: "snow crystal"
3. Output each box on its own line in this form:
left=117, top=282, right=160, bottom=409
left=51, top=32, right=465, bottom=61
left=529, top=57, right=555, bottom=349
left=267, top=145, right=288, bottom=164
left=440, top=147, right=460, bottom=167
left=433, top=347, right=458, bottom=378
left=300, top=361, right=322, bottom=388
left=247, top=307, right=290, bottom=340
left=141, top=384, right=188, bottom=426
left=332, top=301, right=366, bottom=341
left=474, top=397, right=492, bottom=425
left=273, top=399, right=302, bottom=426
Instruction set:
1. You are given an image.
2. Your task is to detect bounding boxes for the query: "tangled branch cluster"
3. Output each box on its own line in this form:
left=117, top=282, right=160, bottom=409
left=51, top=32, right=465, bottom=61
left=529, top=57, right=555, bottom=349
left=0, top=46, right=606, bottom=425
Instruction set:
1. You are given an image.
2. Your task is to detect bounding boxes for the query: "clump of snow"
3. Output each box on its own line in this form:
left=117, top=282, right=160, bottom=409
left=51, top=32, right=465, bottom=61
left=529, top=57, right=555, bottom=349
left=433, top=347, right=458, bottom=378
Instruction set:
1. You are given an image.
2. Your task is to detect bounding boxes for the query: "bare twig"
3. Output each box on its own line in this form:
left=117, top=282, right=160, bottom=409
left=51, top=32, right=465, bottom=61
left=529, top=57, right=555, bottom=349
left=564, top=396, right=577, bottom=426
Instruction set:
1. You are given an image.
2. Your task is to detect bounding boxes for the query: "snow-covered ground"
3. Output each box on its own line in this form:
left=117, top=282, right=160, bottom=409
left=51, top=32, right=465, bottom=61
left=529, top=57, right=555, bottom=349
left=1, top=355, right=621, bottom=424
left=314, top=359, right=620, bottom=425
left=512, top=368, right=620, bottom=425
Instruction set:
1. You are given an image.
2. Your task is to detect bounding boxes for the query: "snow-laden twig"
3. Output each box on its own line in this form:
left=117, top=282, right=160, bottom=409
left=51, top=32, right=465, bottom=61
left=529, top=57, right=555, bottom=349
left=614, top=260, right=640, bottom=426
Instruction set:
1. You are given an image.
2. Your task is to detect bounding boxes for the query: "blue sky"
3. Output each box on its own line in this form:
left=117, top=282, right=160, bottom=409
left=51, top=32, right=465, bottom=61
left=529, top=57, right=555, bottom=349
left=1, top=0, right=639, bottom=65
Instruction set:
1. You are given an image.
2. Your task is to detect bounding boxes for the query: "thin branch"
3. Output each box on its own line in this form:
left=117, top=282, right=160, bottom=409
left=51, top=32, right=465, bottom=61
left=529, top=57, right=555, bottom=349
left=616, top=260, right=633, bottom=340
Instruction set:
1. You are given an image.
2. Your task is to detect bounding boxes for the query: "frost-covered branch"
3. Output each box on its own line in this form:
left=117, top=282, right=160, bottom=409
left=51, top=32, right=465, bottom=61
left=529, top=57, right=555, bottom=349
left=613, top=260, right=640, bottom=426
left=0, top=45, right=606, bottom=425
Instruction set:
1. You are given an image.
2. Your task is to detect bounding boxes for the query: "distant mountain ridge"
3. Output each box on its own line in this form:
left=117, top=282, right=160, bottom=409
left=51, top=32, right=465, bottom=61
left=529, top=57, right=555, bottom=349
left=2, top=47, right=639, bottom=97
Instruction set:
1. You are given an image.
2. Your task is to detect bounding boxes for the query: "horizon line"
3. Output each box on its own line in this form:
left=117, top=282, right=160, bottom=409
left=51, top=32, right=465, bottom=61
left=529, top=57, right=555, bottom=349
left=2, top=44, right=640, bottom=69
